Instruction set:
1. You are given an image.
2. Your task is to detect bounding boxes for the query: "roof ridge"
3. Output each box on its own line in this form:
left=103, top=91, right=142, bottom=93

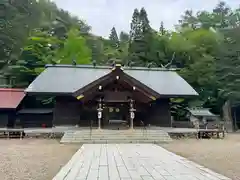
left=45, top=64, right=178, bottom=71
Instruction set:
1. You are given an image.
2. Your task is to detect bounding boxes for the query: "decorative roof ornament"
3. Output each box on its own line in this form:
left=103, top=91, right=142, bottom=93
left=127, top=60, right=134, bottom=68
left=72, top=58, right=77, bottom=66
left=92, top=60, right=96, bottom=67
left=147, top=62, right=154, bottom=68
left=111, top=59, right=124, bottom=71
left=164, top=52, right=175, bottom=69
left=111, top=59, right=116, bottom=67
left=77, top=94, right=84, bottom=100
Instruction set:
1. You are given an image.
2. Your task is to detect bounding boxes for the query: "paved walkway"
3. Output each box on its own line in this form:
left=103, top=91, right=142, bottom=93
left=53, top=144, right=231, bottom=180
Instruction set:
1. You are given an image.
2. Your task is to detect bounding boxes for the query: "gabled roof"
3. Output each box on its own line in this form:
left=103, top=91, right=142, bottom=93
left=125, top=69, right=197, bottom=96
left=25, top=64, right=198, bottom=97
left=0, top=88, right=25, bottom=109
left=189, top=108, right=218, bottom=117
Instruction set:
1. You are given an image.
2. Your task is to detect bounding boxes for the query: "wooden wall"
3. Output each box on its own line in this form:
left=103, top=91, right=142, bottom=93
left=146, top=99, right=171, bottom=127
left=52, top=96, right=172, bottom=127
left=53, top=96, right=97, bottom=126
left=0, top=111, right=9, bottom=127
left=19, top=113, right=53, bottom=128
left=0, top=110, right=16, bottom=128
left=53, top=96, right=81, bottom=126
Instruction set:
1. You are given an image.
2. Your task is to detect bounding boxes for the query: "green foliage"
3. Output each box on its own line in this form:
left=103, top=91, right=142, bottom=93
left=1, top=0, right=240, bottom=118
left=57, top=28, right=92, bottom=65
left=8, top=29, right=61, bottom=87
left=119, top=31, right=129, bottom=42
left=216, top=27, right=240, bottom=102
left=159, top=21, right=166, bottom=35
left=128, top=7, right=157, bottom=66
left=86, top=35, right=106, bottom=65
left=0, top=0, right=92, bottom=87
left=129, top=9, right=141, bottom=41
left=170, top=98, right=189, bottom=121
left=0, top=0, right=41, bottom=72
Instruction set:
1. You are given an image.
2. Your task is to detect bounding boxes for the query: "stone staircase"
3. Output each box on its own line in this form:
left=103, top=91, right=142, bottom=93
left=60, top=128, right=172, bottom=144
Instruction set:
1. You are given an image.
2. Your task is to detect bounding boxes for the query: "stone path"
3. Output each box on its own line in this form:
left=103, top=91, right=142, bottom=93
left=53, top=144, right=231, bottom=180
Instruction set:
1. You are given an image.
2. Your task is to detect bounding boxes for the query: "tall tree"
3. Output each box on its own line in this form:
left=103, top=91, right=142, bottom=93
left=129, top=8, right=141, bottom=41
left=138, top=7, right=155, bottom=65
left=128, top=7, right=155, bottom=66
left=128, top=8, right=141, bottom=65
left=212, top=1, right=231, bottom=28
left=109, top=27, right=119, bottom=49
left=139, top=7, right=151, bottom=33
left=119, top=31, right=129, bottom=42
left=159, top=21, right=166, bottom=35
left=179, top=10, right=198, bottom=29
left=86, top=36, right=105, bottom=65
left=217, top=27, right=240, bottom=101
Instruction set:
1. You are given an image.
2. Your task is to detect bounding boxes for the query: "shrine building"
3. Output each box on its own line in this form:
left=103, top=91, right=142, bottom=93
left=25, top=63, right=198, bottom=129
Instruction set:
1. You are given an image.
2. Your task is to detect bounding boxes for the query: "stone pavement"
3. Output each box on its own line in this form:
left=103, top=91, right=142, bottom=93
left=53, top=144, right=231, bottom=180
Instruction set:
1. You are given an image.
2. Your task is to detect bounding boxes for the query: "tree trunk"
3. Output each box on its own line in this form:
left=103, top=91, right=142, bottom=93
left=222, top=100, right=233, bottom=132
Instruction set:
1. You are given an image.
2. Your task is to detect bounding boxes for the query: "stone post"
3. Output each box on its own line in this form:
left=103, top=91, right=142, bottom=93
left=129, top=99, right=136, bottom=130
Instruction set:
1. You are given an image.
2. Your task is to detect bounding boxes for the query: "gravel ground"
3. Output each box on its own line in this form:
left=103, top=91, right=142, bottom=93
left=2, top=135, right=240, bottom=180
left=161, top=134, right=240, bottom=180
left=0, top=139, right=79, bottom=180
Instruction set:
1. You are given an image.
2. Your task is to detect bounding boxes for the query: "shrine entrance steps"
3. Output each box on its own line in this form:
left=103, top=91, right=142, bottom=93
left=60, top=128, right=172, bottom=144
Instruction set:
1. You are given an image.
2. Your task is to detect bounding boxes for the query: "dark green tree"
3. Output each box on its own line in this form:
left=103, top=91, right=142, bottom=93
left=159, top=21, right=166, bottom=35
left=0, top=0, right=41, bottom=72
left=217, top=27, right=240, bottom=101
left=128, top=8, right=141, bottom=65
left=119, top=31, right=129, bottom=42
left=179, top=10, right=198, bottom=29
left=212, top=1, right=231, bottom=28
left=56, top=28, right=92, bottom=65
left=86, top=36, right=105, bottom=65
left=8, top=29, right=61, bottom=87
left=128, top=8, right=155, bottom=66
left=0, top=0, right=92, bottom=87
left=109, top=27, right=119, bottom=49
left=129, top=8, right=141, bottom=41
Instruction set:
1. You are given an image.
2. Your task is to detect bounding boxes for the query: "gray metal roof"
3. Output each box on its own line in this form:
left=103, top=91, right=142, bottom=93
left=26, top=66, right=109, bottom=93
left=125, top=69, right=197, bottom=96
left=25, top=65, right=198, bottom=96
left=189, top=109, right=218, bottom=117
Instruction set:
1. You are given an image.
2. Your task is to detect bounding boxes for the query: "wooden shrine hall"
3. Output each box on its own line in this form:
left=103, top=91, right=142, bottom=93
left=25, top=63, right=198, bottom=129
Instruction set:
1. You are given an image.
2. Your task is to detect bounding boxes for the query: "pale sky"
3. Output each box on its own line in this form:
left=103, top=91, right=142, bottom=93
left=52, top=0, right=240, bottom=37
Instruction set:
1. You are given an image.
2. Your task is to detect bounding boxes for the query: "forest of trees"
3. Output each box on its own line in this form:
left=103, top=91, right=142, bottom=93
left=1, top=0, right=240, bottom=117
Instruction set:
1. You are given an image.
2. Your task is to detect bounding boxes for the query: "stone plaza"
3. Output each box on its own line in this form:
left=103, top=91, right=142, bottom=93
left=53, top=144, right=231, bottom=180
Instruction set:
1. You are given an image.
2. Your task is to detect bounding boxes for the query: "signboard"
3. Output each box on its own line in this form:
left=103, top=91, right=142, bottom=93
left=98, top=111, right=102, bottom=119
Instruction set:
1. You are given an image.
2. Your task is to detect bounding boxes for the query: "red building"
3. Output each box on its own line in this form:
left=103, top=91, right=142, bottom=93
left=0, top=88, right=25, bottom=127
